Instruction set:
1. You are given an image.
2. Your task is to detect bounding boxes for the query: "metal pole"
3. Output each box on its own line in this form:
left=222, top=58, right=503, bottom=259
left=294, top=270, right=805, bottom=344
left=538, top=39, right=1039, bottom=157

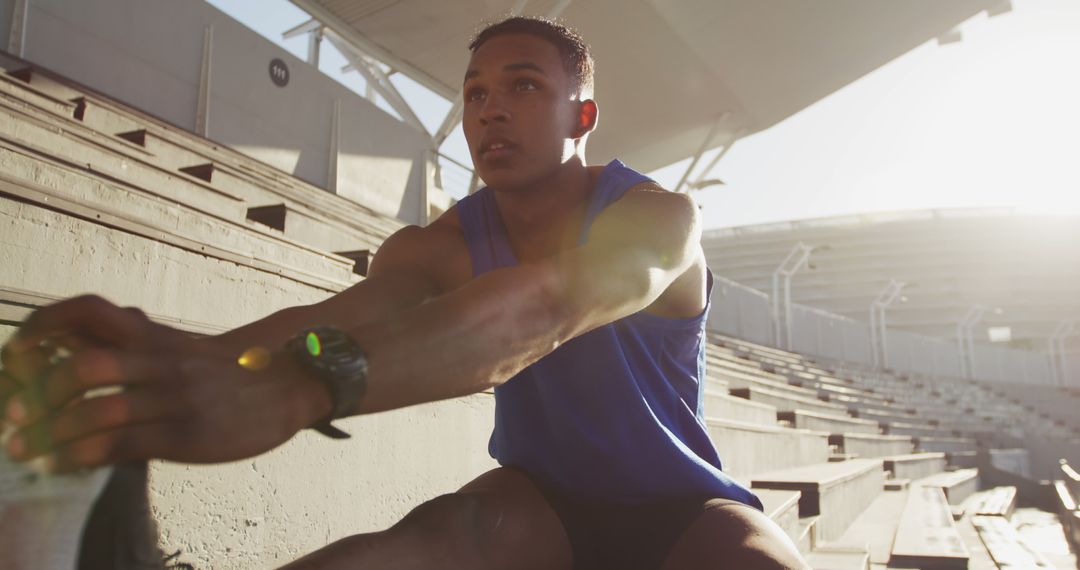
left=771, top=272, right=781, bottom=347
left=674, top=116, right=726, bottom=193
left=196, top=25, right=213, bottom=137
left=8, top=0, right=28, bottom=56
left=869, top=303, right=880, bottom=367
left=307, top=27, right=323, bottom=66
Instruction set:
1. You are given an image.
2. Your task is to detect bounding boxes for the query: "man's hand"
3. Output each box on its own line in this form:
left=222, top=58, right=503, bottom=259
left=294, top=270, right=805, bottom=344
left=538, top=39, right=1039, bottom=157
left=1, top=295, right=328, bottom=473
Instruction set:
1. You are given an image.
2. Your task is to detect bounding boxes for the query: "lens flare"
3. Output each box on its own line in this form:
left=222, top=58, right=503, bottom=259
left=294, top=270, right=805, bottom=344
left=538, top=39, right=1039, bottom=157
left=237, top=346, right=272, bottom=371
left=305, top=333, right=322, bottom=357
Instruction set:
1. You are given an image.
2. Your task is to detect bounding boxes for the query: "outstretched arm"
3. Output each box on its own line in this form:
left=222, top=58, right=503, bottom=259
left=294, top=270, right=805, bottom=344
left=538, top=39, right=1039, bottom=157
left=343, top=185, right=704, bottom=414
left=2, top=186, right=703, bottom=470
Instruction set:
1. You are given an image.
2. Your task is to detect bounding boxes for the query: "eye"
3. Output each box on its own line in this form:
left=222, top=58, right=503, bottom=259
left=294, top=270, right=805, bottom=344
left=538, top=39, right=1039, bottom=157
left=465, top=88, right=486, bottom=102
left=516, top=78, right=538, bottom=91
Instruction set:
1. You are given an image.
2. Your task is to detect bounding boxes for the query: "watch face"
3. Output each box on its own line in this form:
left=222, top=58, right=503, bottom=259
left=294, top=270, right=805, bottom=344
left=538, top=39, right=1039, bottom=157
left=293, top=326, right=368, bottom=420
left=305, top=332, right=322, bottom=357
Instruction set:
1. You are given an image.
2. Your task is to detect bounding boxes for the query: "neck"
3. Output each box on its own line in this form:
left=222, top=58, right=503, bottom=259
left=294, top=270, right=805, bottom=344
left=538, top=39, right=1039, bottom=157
left=491, top=157, right=601, bottom=259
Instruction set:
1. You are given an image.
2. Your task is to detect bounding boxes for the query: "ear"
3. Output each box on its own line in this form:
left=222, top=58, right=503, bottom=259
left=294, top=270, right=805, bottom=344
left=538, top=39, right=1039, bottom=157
left=572, top=99, right=598, bottom=139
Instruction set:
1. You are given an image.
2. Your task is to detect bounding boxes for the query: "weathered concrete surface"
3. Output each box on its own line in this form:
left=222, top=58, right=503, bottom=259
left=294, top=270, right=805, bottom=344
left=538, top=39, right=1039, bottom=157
left=831, top=433, right=915, bottom=459
left=149, top=395, right=497, bottom=569
left=751, top=458, right=885, bottom=542
left=0, top=198, right=500, bottom=568
left=703, top=389, right=778, bottom=426
left=707, top=418, right=830, bottom=479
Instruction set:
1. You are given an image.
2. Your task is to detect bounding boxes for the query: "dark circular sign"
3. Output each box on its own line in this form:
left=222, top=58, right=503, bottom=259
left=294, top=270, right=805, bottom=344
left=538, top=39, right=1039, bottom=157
left=269, top=58, right=290, bottom=87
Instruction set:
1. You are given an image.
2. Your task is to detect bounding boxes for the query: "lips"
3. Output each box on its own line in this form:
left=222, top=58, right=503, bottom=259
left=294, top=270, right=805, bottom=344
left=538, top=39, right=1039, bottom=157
left=478, top=135, right=517, bottom=161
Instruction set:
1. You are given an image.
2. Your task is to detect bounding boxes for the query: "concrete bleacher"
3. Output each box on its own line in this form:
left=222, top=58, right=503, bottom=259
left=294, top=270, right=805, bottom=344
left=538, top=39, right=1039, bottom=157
left=0, top=51, right=492, bottom=570
left=707, top=332, right=1079, bottom=568
left=5, top=44, right=1076, bottom=567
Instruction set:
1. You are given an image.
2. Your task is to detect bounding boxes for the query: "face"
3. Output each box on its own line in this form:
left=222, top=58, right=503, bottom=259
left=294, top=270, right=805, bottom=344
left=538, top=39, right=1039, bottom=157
left=462, top=33, right=588, bottom=191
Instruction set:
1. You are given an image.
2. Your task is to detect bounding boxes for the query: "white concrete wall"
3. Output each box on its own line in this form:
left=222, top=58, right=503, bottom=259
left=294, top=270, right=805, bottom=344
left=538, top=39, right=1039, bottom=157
left=2, top=0, right=433, bottom=225
left=0, top=200, right=497, bottom=568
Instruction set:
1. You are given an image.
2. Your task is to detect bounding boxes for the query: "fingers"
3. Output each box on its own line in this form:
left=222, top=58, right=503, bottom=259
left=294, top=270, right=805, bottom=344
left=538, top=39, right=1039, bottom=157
left=13, top=420, right=186, bottom=473
left=5, top=388, right=186, bottom=463
left=5, top=295, right=148, bottom=355
left=4, top=349, right=173, bottom=427
left=1, top=340, right=56, bottom=386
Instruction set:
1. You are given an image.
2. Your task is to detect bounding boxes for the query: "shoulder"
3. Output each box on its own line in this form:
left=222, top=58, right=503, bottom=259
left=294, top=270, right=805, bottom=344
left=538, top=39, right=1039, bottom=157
left=369, top=207, right=471, bottom=290
left=594, top=181, right=701, bottom=244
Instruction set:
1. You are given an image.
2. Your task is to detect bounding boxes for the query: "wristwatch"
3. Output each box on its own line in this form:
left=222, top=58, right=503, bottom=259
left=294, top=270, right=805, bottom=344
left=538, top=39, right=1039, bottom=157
left=286, top=325, right=368, bottom=439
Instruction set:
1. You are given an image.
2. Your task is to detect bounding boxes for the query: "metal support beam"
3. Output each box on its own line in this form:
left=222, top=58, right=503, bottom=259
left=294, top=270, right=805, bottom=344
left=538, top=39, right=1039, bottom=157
left=956, top=305, right=1002, bottom=380
left=307, top=27, right=323, bottom=67
left=674, top=114, right=728, bottom=193
left=770, top=242, right=826, bottom=350
left=327, top=99, right=340, bottom=194
left=7, top=0, right=28, bottom=57
left=433, top=96, right=463, bottom=149
left=327, top=33, right=427, bottom=133
left=1050, top=320, right=1077, bottom=386
left=291, top=0, right=455, bottom=100
left=689, top=128, right=743, bottom=191
left=282, top=18, right=322, bottom=39
left=195, top=25, right=213, bottom=137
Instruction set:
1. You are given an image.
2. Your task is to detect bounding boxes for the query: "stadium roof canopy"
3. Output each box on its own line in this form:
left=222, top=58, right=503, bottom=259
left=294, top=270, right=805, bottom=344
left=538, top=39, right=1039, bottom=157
left=289, top=0, right=1007, bottom=173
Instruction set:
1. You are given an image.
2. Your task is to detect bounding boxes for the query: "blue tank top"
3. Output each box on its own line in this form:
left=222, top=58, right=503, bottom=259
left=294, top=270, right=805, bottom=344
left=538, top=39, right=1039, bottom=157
left=456, top=160, right=762, bottom=509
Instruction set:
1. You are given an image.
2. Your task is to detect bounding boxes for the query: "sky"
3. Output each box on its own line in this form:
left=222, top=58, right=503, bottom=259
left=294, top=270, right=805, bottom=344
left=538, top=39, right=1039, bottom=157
left=206, top=0, right=1080, bottom=230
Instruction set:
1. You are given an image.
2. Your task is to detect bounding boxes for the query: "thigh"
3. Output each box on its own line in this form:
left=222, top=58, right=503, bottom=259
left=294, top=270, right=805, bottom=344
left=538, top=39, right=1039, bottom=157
left=441, top=466, right=573, bottom=570
left=660, top=499, right=810, bottom=570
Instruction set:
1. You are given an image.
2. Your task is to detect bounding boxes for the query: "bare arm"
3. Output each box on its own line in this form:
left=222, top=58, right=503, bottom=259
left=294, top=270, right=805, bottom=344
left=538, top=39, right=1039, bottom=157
left=207, top=224, right=451, bottom=355
left=1, top=187, right=703, bottom=470
left=315, top=185, right=704, bottom=416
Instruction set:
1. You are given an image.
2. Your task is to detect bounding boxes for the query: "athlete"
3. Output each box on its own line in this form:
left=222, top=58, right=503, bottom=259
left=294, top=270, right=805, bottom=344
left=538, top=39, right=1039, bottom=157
left=1, top=17, right=807, bottom=570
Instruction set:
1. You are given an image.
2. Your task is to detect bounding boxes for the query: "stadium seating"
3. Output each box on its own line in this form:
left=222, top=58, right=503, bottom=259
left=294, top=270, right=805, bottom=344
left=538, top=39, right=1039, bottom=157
left=2, top=49, right=1075, bottom=569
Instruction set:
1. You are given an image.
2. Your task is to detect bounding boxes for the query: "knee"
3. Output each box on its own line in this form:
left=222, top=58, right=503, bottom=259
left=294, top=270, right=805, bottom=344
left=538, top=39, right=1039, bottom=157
left=680, top=501, right=810, bottom=570
left=392, top=492, right=503, bottom=565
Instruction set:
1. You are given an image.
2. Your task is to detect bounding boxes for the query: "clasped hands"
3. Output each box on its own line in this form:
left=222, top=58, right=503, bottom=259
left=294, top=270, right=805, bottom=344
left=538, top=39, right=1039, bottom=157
left=1, top=295, right=315, bottom=473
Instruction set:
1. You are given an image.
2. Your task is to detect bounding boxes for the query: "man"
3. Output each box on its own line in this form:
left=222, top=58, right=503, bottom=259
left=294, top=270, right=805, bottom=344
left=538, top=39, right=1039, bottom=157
left=1, top=17, right=807, bottom=569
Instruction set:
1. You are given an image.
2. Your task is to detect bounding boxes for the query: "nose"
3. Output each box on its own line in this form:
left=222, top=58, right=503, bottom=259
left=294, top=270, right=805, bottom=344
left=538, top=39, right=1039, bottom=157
left=478, top=91, right=510, bottom=126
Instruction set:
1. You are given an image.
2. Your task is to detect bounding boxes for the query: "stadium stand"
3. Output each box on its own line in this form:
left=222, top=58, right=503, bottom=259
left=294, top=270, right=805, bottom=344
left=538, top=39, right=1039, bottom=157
left=1, top=10, right=1077, bottom=570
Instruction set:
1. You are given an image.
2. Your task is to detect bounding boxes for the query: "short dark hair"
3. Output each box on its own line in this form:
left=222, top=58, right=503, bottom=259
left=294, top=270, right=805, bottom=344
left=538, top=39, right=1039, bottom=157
left=469, top=16, right=595, bottom=99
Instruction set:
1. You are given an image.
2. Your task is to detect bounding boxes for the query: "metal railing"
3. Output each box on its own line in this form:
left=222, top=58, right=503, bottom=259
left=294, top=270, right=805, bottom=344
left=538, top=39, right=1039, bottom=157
left=707, top=274, right=1061, bottom=386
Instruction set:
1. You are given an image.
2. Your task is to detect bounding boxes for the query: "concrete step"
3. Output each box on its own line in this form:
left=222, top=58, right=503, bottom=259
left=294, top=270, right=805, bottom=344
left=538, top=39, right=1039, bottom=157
left=847, top=406, right=924, bottom=427
left=751, top=458, right=885, bottom=543
left=890, top=485, right=970, bottom=569
left=0, top=69, right=80, bottom=120
left=705, top=418, right=830, bottom=480
left=832, top=486, right=908, bottom=567
left=730, top=385, right=848, bottom=417
left=883, top=453, right=948, bottom=480
left=914, top=436, right=978, bottom=455
left=805, top=545, right=870, bottom=570
left=989, top=449, right=1032, bottom=479
left=829, top=433, right=915, bottom=459
left=916, top=469, right=979, bottom=506
left=779, top=409, right=881, bottom=436
left=0, top=100, right=249, bottom=221
left=969, top=486, right=1018, bottom=519
left=0, top=159, right=357, bottom=291
left=881, top=420, right=953, bottom=439
left=798, top=516, right=818, bottom=554
left=971, top=515, right=1054, bottom=568
left=946, top=450, right=979, bottom=469
left=712, top=364, right=822, bottom=400
left=703, top=389, right=778, bottom=427
left=757, top=488, right=803, bottom=547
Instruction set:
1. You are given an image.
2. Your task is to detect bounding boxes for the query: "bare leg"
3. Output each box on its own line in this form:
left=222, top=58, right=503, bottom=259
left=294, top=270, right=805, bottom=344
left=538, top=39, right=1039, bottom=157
left=660, top=499, right=810, bottom=570
left=279, top=467, right=572, bottom=570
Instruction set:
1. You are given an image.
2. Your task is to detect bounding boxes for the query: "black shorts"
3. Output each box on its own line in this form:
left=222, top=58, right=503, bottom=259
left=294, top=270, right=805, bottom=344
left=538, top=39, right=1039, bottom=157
left=534, top=482, right=737, bottom=570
